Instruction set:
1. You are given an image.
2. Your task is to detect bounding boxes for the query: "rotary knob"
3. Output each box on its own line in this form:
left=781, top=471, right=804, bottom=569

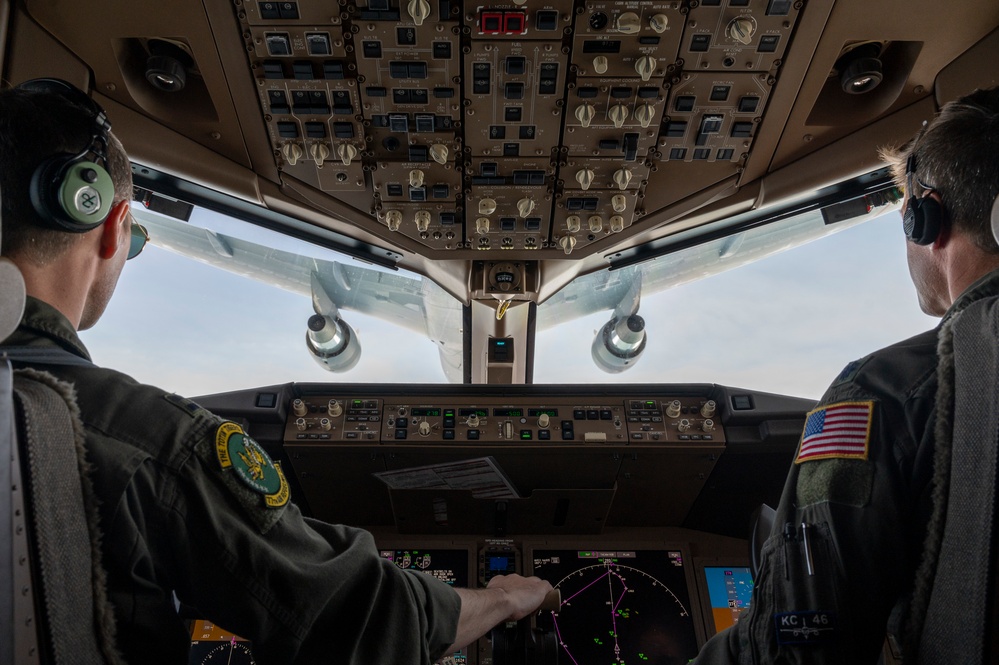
left=467, top=413, right=480, bottom=428
left=665, top=400, right=682, bottom=418
left=588, top=215, right=604, bottom=233
left=609, top=104, right=630, bottom=129
left=727, top=16, right=756, bottom=45
left=538, top=413, right=551, bottom=428
left=612, top=195, right=628, bottom=213
left=610, top=215, right=625, bottom=233
left=328, top=399, right=343, bottom=417
left=566, top=215, right=582, bottom=233
left=575, top=168, right=595, bottom=191
left=415, top=210, right=431, bottom=232
left=635, top=55, right=657, bottom=82
left=408, top=0, right=431, bottom=25
left=559, top=235, right=577, bottom=255
left=319, top=418, right=332, bottom=431
left=295, top=417, right=308, bottom=431
left=702, top=419, right=715, bottom=432
left=281, top=142, right=303, bottom=166
left=635, top=103, right=656, bottom=129
left=309, top=142, right=330, bottom=165
left=615, top=11, right=641, bottom=34
left=479, top=198, right=497, bottom=215
left=517, top=197, right=536, bottom=218
left=476, top=217, right=490, bottom=234
left=677, top=418, right=691, bottom=433
left=385, top=209, right=403, bottom=231
left=418, top=421, right=432, bottom=436
left=409, top=169, right=425, bottom=188
left=701, top=400, right=717, bottom=418
left=430, top=143, right=449, bottom=165
left=293, top=399, right=308, bottom=416
left=575, top=103, right=596, bottom=128
left=613, top=168, right=633, bottom=190
left=593, top=55, right=609, bottom=75
left=336, top=143, right=358, bottom=166
left=336, top=143, right=357, bottom=166
left=649, top=14, right=669, bottom=33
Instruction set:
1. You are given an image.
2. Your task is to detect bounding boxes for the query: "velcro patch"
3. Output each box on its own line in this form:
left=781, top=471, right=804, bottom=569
left=795, top=401, right=873, bottom=464
left=831, top=357, right=869, bottom=388
left=163, top=393, right=205, bottom=418
left=774, top=610, right=836, bottom=645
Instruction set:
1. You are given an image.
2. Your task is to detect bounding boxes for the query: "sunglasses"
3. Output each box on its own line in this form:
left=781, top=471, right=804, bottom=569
left=128, top=221, right=149, bottom=260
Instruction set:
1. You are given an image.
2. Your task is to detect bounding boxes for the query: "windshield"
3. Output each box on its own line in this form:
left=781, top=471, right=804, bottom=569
left=83, top=192, right=935, bottom=399
left=535, top=202, right=936, bottom=397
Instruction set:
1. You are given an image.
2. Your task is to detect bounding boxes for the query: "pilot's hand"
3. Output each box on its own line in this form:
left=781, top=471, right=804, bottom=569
left=485, top=574, right=554, bottom=621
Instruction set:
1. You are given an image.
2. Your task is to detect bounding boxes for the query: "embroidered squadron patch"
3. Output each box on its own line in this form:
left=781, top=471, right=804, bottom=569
left=215, top=422, right=289, bottom=508
left=795, top=401, right=873, bottom=464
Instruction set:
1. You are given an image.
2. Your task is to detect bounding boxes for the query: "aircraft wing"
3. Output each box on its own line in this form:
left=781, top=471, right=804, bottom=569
left=132, top=208, right=465, bottom=380
left=537, top=203, right=892, bottom=330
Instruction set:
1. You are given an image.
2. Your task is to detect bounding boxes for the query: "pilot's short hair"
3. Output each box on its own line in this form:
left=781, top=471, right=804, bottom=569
left=882, top=87, right=999, bottom=254
left=0, top=83, right=132, bottom=265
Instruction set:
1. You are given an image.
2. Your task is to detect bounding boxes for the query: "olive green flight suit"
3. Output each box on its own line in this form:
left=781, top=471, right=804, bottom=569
left=4, top=297, right=461, bottom=664
left=693, top=272, right=999, bottom=664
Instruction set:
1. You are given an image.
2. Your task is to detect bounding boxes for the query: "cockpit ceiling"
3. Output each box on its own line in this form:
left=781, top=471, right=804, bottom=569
left=7, top=0, right=999, bottom=282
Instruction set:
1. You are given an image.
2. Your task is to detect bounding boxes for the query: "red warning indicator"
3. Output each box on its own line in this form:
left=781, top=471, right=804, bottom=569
left=478, top=10, right=528, bottom=35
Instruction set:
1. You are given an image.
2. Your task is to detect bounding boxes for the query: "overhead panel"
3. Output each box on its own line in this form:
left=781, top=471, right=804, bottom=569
left=238, top=0, right=801, bottom=258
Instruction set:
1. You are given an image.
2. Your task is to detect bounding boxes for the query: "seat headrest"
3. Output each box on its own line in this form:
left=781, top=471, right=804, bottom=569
left=992, top=193, right=999, bottom=249
left=0, top=259, right=26, bottom=341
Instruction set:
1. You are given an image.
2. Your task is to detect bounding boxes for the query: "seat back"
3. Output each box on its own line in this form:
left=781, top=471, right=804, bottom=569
left=1, top=142, right=118, bottom=665
left=1, top=143, right=36, bottom=665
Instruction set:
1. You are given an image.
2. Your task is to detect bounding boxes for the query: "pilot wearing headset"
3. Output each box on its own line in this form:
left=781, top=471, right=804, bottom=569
left=0, top=79, right=551, bottom=664
left=694, top=87, right=999, bottom=663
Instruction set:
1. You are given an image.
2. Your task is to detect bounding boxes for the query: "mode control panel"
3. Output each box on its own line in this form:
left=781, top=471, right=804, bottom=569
left=283, top=395, right=726, bottom=444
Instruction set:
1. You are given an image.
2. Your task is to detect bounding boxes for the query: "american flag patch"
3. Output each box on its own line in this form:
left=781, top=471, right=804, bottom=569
left=795, top=401, right=874, bottom=464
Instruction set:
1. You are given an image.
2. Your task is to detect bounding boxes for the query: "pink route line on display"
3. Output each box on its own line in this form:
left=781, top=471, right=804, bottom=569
left=552, top=564, right=631, bottom=665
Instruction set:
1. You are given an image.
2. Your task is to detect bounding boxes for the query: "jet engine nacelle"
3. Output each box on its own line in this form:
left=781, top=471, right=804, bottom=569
left=306, top=314, right=361, bottom=372
left=591, top=314, right=647, bottom=373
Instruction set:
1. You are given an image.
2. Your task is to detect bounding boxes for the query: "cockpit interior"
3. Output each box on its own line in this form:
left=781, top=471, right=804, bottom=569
left=3, top=0, right=999, bottom=661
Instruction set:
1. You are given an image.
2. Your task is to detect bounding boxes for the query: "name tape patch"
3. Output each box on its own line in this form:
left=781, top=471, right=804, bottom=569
left=795, top=401, right=873, bottom=464
left=774, top=610, right=836, bottom=646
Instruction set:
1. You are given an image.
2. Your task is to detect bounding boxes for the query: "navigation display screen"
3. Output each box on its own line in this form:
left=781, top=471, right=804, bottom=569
left=532, top=548, right=699, bottom=665
left=379, top=548, right=470, bottom=664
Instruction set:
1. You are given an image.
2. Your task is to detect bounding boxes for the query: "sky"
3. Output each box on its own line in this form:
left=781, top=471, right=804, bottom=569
left=82, top=207, right=936, bottom=401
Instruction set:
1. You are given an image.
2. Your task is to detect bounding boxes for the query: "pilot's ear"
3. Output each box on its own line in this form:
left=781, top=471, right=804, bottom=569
left=97, top=200, right=130, bottom=260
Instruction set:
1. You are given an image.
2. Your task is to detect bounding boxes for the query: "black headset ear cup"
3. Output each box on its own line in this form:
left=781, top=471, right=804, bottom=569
left=903, top=195, right=945, bottom=246
left=29, top=153, right=115, bottom=232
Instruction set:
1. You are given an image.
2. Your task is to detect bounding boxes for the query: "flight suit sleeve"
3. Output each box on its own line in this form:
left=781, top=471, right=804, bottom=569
left=692, top=363, right=932, bottom=664
left=154, top=416, right=462, bottom=664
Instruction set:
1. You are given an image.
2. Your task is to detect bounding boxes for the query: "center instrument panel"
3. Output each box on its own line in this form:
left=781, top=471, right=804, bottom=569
left=192, top=382, right=809, bottom=662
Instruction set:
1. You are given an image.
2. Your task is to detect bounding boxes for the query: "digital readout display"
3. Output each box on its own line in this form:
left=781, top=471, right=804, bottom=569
left=528, top=408, right=559, bottom=417
left=493, top=408, right=523, bottom=417
left=411, top=408, right=441, bottom=417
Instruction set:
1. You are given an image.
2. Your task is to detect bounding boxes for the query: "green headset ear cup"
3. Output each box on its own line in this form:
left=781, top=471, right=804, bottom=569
left=30, top=155, right=115, bottom=232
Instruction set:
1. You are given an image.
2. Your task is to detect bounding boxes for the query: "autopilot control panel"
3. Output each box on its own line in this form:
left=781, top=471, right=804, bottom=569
left=283, top=394, right=726, bottom=444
